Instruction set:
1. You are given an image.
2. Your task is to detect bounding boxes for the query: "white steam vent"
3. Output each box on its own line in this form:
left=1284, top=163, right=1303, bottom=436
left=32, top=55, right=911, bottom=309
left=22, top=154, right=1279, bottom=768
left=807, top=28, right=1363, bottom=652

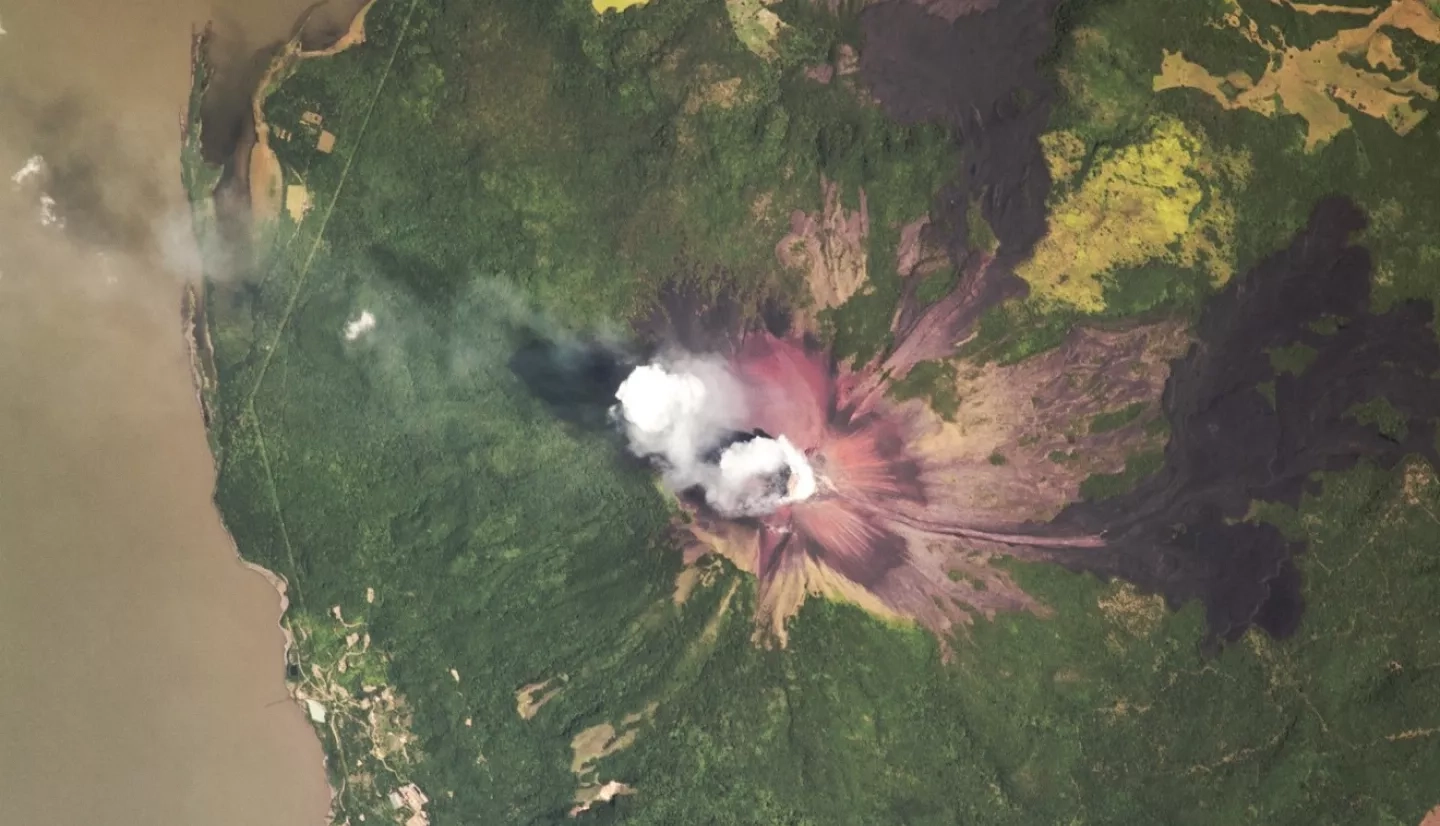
left=612, top=355, right=816, bottom=517
left=712, top=433, right=816, bottom=516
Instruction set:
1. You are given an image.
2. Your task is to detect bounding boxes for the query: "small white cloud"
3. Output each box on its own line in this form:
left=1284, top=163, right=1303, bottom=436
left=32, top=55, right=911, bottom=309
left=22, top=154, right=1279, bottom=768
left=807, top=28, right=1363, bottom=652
left=344, top=310, right=376, bottom=340
left=11, top=155, right=44, bottom=188
left=38, top=193, right=64, bottom=228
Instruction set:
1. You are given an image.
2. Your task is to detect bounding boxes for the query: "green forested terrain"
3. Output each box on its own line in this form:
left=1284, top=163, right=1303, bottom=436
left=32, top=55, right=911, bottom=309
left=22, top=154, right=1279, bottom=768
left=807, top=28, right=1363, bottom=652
left=189, top=0, right=1440, bottom=823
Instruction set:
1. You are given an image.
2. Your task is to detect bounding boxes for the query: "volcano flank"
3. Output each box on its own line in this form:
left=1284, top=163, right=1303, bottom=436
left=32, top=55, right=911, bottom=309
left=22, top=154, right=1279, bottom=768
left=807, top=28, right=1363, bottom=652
left=572, top=195, right=1439, bottom=656
left=513, top=0, right=1440, bottom=648
left=510, top=0, right=1440, bottom=649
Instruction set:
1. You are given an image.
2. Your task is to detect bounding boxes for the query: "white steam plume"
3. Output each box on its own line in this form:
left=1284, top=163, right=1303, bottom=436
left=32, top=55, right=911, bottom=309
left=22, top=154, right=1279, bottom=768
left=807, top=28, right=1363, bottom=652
left=613, top=356, right=744, bottom=489
left=612, top=354, right=816, bottom=517
left=711, top=433, right=816, bottom=516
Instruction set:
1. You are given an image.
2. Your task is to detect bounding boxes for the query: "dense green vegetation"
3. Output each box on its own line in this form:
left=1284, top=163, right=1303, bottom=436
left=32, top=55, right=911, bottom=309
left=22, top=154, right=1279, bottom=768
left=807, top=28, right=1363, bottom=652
left=935, top=0, right=1440, bottom=376
left=1088, top=401, right=1147, bottom=434
left=1078, top=448, right=1164, bottom=501
left=888, top=359, right=959, bottom=419
left=1268, top=343, right=1318, bottom=376
left=190, top=0, right=1440, bottom=822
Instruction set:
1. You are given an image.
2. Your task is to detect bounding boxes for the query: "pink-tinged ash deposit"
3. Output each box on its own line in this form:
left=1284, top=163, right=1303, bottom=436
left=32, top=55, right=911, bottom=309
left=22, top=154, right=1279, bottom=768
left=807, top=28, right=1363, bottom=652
left=698, top=197, right=1440, bottom=653
left=641, top=269, right=1183, bottom=651
left=552, top=192, right=1437, bottom=655
left=578, top=0, right=1440, bottom=652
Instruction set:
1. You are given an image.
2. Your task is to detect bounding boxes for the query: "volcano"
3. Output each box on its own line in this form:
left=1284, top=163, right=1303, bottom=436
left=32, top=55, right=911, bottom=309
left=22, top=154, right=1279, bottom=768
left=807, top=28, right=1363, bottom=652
left=635, top=199, right=1440, bottom=655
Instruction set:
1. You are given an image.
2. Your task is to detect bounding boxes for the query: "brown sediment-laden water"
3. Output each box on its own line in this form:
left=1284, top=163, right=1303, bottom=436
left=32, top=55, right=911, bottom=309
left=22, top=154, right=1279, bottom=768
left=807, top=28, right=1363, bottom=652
left=0, top=1, right=359, bottom=823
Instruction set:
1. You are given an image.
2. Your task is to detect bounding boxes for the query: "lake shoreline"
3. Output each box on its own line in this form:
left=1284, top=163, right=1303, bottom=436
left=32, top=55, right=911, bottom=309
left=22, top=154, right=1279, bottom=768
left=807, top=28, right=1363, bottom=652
left=181, top=3, right=384, bottom=821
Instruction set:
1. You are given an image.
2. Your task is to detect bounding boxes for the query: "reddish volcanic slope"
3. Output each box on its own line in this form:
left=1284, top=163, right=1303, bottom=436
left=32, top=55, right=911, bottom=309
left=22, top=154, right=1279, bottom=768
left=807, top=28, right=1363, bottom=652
left=623, top=0, right=1440, bottom=651
left=671, top=199, right=1440, bottom=654
left=675, top=253, right=1182, bottom=650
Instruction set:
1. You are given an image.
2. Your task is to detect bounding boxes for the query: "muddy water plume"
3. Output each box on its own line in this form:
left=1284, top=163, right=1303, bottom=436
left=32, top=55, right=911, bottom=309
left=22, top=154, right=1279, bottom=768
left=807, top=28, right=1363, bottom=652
left=0, top=1, right=366, bottom=824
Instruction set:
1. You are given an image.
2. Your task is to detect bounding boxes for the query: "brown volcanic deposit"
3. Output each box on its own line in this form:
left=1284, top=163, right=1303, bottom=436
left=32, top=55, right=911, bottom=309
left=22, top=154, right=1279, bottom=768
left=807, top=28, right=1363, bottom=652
left=910, top=319, right=1187, bottom=524
left=1154, top=0, right=1440, bottom=151
left=663, top=248, right=1173, bottom=650
left=777, top=176, right=870, bottom=321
